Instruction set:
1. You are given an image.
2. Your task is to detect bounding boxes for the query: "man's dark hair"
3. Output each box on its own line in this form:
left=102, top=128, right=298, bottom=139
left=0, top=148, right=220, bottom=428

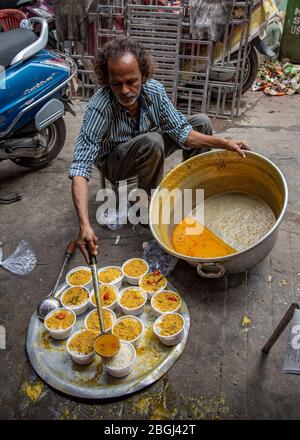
left=95, top=37, right=156, bottom=86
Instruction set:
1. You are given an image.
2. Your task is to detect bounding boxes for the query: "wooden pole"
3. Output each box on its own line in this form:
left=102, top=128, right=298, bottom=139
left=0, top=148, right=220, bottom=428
left=262, top=303, right=300, bottom=354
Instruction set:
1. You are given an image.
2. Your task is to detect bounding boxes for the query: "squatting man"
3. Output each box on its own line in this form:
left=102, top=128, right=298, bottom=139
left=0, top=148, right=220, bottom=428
left=69, top=37, right=250, bottom=258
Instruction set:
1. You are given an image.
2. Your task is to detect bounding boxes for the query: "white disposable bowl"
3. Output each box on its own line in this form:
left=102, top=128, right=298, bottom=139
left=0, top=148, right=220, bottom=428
left=122, top=258, right=149, bottom=285
left=61, top=286, right=90, bottom=316
left=151, top=290, right=181, bottom=316
left=44, top=308, right=76, bottom=340
left=98, top=266, right=124, bottom=289
left=112, top=315, right=144, bottom=348
left=118, top=287, right=147, bottom=316
left=89, top=284, right=119, bottom=311
left=153, top=313, right=185, bottom=346
left=103, top=341, right=136, bottom=378
left=66, top=266, right=92, bottom=288
left=66, top=329, right=96, bottom=365
left=139, top=273, right=168, bottom=300
left=84, top=308, right=116, bottom=333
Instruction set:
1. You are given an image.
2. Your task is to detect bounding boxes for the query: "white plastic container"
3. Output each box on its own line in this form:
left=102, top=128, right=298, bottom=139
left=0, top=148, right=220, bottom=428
left=122, top=258, right=149, bottom=285
left=61, top=286, right=90, bottom=316
left=150, top=290, right=181, bottom=316
left=112, top=315, right=144, bottom=347
left=98, top=266, right=124, bottom=289
left=84, top=308, right=116, bottom=333
left=66, top=329, right=96, bottom=365
left=103, top=341, right=136, bottom=378
left=66, top=266, right=92, bottom=288
left=118, top=287, right=147, bottom=316
left=153, top=313, right=185, bottom=346
left=44, top=308, right=76, bottom=340
left=89, top=284, right=119, bottom=311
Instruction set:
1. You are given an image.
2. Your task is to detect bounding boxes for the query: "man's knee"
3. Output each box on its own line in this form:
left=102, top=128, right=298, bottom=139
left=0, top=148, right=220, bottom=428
left=187, top=114, right=213, bottom=136
left=138, top=132, right=164, bottom=158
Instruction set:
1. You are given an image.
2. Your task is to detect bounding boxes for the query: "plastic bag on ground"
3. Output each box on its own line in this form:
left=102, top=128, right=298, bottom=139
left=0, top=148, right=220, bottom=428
left=97, top=201, right=131, bottom=231
left=142, top=240, right=178, bottom=276
left=0, top=240, right=37, bottom=275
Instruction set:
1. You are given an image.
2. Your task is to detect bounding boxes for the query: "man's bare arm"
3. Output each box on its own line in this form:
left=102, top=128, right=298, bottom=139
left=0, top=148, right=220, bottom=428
left=186, top=129, right=251, bottom=158
left=72, top=176, right=98, bottom=258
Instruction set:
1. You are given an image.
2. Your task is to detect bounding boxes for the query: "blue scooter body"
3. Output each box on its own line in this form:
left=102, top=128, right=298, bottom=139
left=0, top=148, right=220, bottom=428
left=0, top=50, right=71, bottom=137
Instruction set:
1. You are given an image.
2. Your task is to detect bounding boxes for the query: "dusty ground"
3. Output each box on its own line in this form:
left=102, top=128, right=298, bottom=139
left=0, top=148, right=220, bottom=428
left=0, top=90, right=300, bottom=420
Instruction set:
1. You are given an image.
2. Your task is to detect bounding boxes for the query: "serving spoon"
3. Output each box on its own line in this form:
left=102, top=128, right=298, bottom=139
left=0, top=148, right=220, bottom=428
left=87, top=250, right=120, bottom=358
left=37, top=240, right=77, bottom=320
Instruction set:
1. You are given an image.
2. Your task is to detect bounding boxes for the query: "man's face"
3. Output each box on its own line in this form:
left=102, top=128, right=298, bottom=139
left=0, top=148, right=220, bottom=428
left=107, top=52, right=142, bottom=109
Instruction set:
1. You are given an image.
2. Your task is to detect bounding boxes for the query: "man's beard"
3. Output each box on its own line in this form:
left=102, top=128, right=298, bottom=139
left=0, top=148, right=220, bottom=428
left=114, top=83, right=142, bottom=108
left=117, top=93, right=139, bottom=107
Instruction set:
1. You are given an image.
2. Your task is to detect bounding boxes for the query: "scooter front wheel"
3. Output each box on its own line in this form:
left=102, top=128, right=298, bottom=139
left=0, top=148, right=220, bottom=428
left=11, top=117, right=66, bottom=169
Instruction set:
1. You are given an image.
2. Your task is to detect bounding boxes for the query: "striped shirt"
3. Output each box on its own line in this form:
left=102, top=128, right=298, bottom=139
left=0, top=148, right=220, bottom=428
left=69, top=79, right=192, bottom=180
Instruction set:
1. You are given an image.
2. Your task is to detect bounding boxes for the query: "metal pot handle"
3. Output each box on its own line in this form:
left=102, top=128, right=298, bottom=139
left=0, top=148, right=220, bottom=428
left=197, top=263, right=225, bottom=278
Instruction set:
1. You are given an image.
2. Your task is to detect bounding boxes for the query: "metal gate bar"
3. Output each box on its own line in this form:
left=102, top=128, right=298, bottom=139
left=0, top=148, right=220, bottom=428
left=126, top=1, right=183, bottom=101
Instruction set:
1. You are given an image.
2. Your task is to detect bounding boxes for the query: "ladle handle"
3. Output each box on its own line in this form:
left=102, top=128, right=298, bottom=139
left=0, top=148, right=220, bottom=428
left=52, top=240, right=77, bottom=298
left=89, top=253, right=97, bottom=266
left=65, top=240, right=77, bottom=258
left=88, top=251, right=105, bottom=335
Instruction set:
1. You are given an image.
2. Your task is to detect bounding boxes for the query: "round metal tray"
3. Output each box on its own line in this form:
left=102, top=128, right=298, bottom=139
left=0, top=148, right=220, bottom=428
left=26, top=280, right=190, bottom=399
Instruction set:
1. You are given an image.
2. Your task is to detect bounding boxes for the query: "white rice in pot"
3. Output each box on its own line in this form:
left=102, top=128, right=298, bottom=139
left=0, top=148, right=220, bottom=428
left=191, top=192, right=276, bottom=252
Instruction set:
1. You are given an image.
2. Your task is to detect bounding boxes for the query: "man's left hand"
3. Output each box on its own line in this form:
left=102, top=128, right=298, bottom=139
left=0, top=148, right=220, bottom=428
left=223, top=139, right=251, bottom=158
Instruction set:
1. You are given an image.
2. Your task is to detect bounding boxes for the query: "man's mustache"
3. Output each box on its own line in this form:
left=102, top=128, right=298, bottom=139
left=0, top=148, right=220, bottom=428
left=119, top=94, right=137, bottom=100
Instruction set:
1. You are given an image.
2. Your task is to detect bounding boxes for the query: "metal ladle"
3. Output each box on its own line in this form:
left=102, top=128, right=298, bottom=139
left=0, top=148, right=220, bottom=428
left=37, top=240, right=77, bottom=320
left=88, top=251, right=120, bottom=357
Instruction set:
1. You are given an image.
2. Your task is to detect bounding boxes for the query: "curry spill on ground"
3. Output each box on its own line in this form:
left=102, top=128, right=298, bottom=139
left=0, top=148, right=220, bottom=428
left=131, top=382, right=230, bottom=420
left=242, top=316, right=252, bottom=327
left=188, top=393, right=230, bottom=420
left=21, top=378, right=45, bottom=403
left=132, top=379, right=178, bottom=420
left=60, top=403, right=80, bottom=420
left=241, top=315, right=252, bottom=334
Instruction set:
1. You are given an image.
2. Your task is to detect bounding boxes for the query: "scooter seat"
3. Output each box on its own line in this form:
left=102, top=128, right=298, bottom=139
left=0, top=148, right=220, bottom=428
left=0, top=28, right=38, bottom=69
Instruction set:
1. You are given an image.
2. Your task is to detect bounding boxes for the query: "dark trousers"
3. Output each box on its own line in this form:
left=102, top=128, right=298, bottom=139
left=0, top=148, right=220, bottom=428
left=99, top=114, right=213, bottom=193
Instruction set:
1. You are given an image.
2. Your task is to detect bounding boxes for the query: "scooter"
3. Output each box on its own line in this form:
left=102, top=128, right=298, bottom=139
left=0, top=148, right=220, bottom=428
left=0, top=17, right=76, bottom=169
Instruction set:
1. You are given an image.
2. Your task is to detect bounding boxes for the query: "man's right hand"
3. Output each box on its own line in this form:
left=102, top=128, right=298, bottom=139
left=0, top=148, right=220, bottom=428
left=77, top=224, right=98, bottom=264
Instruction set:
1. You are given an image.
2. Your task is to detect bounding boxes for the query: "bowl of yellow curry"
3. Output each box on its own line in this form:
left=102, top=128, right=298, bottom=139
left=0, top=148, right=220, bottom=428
left=66, top=266, right=92, bottom=287
left=66, top=329, right=97, bottom=365
left=139, top=270, right=167, bottom=300
left=98, top=266, right=124, bottom=289
left=61, top=286, right=90, bottom=315
left=90, top=284, right=119, bottom=311
left=112, top=315, right=144, bottom=347
left=118, top=287, right=147, bottom=316
left=151, top=290, right=181, bottom=316
left=44, top=308, right=76, bottom=340
left=84, top=308, right=116, bottom=333
left=122, top=258, right=149, bottom=285
left=153, top=312, right=185, bottom=346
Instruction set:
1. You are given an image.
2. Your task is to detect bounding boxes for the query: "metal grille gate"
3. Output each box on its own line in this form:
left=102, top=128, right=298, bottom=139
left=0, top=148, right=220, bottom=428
left=69, top=0, right=255, bottom=118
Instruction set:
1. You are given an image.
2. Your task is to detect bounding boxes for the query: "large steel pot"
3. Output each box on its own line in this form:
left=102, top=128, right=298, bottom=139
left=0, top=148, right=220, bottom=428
left=149, top=151, right=288, bottom=277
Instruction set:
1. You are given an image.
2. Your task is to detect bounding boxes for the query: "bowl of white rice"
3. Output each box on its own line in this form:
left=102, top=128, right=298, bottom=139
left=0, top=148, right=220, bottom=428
left=103, top=341, right=136, bottom=378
